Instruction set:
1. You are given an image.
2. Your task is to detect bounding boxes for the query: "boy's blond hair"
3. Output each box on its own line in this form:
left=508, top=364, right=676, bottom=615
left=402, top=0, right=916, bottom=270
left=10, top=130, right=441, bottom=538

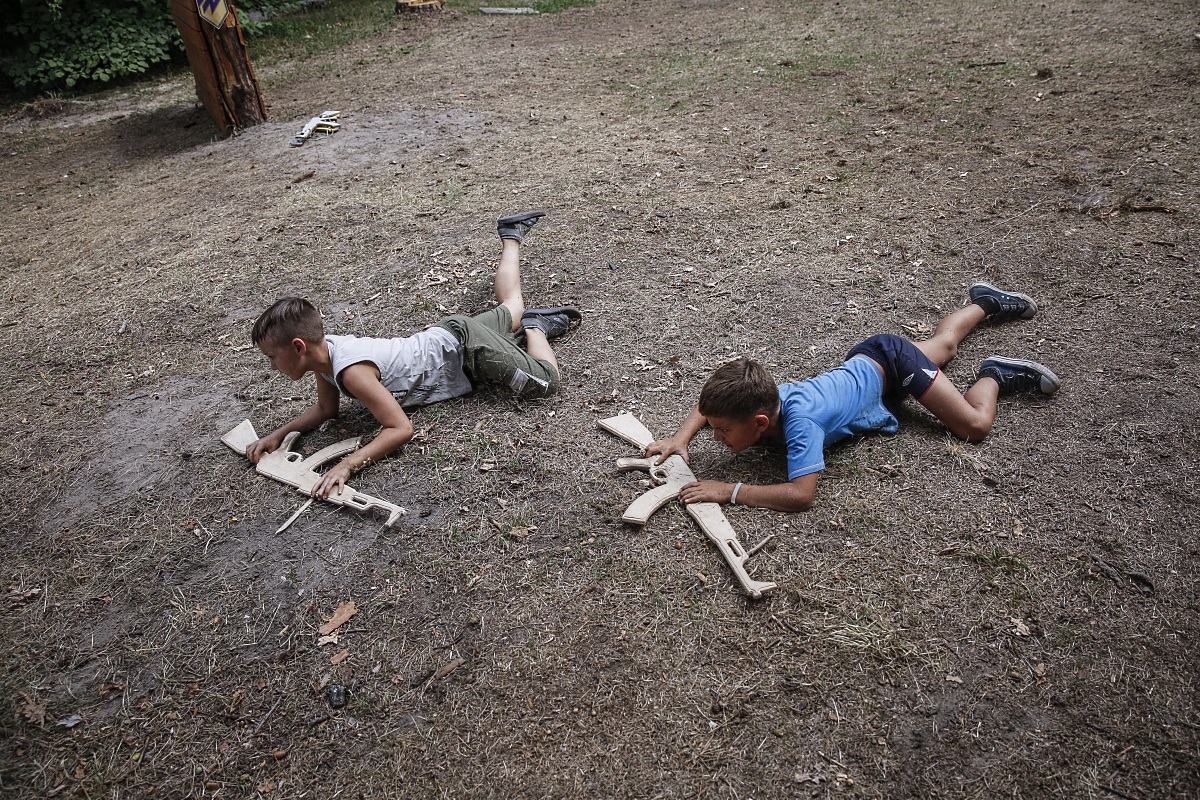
left=698, top=357, right=780, bottom=420
left=252, top=297, right=325, bottom=347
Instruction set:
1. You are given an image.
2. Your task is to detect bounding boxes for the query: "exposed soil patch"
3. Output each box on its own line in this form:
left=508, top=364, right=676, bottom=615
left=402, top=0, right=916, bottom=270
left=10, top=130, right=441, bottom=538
left=2, top=1, right=1198, bottom=798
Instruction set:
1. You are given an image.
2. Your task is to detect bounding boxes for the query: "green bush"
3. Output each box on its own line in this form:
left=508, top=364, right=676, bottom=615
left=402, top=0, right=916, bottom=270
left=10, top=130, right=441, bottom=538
left=0, top=0, right=179, bottom=92
left=0, top=0, right=288, bottom=95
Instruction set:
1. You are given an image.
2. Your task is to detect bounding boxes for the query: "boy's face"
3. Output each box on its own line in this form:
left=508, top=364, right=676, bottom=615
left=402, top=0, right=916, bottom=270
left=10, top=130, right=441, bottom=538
left=258, top=337, right=307, bottom=381
left=705, top=414, right=768, bottom=453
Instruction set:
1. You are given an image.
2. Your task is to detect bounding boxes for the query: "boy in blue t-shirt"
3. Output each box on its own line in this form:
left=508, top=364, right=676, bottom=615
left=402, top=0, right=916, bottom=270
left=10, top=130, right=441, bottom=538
left=646, top=283, right=1060, bottom=513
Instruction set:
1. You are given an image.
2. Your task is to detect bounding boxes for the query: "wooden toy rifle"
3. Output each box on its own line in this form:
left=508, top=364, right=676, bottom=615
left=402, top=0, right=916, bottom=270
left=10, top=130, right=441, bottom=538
left=598, top=414, right=777, bottom=599
left=222, top=420, right=405, bottom=528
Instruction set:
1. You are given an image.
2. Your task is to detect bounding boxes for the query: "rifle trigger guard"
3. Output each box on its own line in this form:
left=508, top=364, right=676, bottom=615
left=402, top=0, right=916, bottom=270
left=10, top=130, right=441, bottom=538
left=615, top=457, right=671, bottom=486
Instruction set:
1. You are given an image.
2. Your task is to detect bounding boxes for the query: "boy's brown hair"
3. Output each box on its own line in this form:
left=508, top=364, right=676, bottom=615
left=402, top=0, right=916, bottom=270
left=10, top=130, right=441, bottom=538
left=251, top=297, right=325, bottom=347
left=698, top=357, right=780, bottom=420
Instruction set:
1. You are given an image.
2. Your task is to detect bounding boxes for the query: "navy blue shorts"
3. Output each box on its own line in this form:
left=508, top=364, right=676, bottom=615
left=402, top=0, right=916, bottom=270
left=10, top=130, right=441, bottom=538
left=846, top=334, right=939, bottom=399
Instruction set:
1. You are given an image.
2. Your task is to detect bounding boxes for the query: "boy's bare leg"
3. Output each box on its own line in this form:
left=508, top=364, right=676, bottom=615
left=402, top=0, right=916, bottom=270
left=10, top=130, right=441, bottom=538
left=523, top=328, right=559, bottom=372
left=913, top=303, right=996, bottom=441
left=494, top=238, right=560, bottom=371
left=914, top=303, right=986, bottom=367
left=913, top=372, right=999, bottom=441
left=495, top=239, right=526, bottom=328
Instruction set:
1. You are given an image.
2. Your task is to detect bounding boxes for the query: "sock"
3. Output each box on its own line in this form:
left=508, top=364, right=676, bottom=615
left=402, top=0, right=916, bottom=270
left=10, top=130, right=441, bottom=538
left=973, top=295, right=1001, bottom=316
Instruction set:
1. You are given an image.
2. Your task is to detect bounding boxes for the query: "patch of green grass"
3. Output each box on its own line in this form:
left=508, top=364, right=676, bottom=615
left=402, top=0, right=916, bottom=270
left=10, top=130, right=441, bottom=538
left=769, top=51, right=863, bottom=82
left=532, top=0, right=595, bottom=11
left=964, top=545, right=1029, bottom=578
left=246, top=0, right=398, bottom=64
left=447, top=0, right=594, bottom=12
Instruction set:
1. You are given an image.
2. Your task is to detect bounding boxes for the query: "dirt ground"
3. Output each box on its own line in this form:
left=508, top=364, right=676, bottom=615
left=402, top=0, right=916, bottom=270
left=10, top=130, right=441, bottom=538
left=2, top=0, right=1198, bottom=797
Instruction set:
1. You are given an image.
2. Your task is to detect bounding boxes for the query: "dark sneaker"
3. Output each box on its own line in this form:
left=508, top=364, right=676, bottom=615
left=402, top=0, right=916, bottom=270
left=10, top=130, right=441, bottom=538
left=497, top=210, right=546, bottom=242
left=521, top=306, right=582, bottom=339
left=977, top=356, right=1061, bottom=395
left=970, top=281, right=1038, bottom=321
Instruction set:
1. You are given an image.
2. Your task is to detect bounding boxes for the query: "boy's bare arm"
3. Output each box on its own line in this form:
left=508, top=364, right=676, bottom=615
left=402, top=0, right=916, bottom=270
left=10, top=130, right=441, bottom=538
left=645, top=406, right=708, bottom=465
left=247, top=376, right=341, bottom=463
left=678, top=473, right=818, bottom=513
left=311, top=362, right=414, bottom=499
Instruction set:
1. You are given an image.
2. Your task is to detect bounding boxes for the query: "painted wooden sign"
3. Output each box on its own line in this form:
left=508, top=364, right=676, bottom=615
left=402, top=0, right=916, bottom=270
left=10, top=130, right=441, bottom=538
left=197, top=0, right=231, bottom=28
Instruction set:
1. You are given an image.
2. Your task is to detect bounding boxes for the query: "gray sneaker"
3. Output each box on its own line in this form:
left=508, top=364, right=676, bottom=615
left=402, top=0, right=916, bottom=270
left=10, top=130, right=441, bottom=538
left=977, top=356, right=1061, bottom=395
left=521, top=306, right=582, bottom=339
left=970, top=281, right=1038, bottom=321
left=497, top=210, right=546, bottom=242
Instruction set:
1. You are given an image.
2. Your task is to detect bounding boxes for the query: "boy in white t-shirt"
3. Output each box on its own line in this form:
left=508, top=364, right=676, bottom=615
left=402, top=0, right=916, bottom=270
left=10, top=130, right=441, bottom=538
left=247, top=211, right=580, bottom=499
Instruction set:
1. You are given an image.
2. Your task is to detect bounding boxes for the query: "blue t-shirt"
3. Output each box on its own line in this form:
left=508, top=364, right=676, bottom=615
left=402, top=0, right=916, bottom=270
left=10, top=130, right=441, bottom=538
left=780, top=355, right=899, bottom=479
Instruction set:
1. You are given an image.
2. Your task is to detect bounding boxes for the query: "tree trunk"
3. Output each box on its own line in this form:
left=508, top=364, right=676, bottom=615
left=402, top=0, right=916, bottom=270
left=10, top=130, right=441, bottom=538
left=170, top=0, right=267, bottom=135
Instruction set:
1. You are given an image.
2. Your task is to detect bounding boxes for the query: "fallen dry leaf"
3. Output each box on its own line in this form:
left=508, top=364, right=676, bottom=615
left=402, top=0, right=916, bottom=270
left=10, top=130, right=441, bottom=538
left=318, top=601, right=357, bottom=636
left=330, top=648, right=350, bottom=666
left=19, top=692, right=46, bottom=726
left=97, top=682, right=124, bottom=700
left=433, top=657, right=466, bottom=681
left=6, top=586, right=42, bottom=610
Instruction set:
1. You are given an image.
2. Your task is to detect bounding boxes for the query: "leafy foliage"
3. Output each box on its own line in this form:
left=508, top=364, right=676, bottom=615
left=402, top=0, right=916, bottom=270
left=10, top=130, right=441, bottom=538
left=0, top=0, right=287, bottom=94
left=0, top=0, right=180, bottom=92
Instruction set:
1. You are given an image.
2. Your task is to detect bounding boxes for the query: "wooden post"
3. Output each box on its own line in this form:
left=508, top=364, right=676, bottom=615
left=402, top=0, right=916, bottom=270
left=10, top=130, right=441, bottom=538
left=170, top=0, right=267, bottom=134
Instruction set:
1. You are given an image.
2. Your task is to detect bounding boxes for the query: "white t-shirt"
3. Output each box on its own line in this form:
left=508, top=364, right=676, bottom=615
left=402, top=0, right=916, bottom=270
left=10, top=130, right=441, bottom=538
left=323, top=329, right=473, bottom=408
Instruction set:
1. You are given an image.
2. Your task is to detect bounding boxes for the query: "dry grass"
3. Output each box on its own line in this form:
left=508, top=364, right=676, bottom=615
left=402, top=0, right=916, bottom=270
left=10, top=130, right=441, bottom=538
left=2, top=0, right=1199, bottom=797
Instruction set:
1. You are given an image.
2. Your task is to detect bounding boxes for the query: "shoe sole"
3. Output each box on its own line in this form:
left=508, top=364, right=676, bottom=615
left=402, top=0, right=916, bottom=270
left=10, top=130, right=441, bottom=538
left=498, top=210, right=547, bottom=225
left=971, top=281, right=1038, bottom=319
left=985, top=355, right=1061, bottom=395
left=523, top=305, right=582, bottom=320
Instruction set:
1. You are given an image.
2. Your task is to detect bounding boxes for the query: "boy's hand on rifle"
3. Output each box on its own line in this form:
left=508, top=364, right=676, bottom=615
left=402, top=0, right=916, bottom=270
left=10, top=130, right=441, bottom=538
left=313, top=463, right=353, bottom=500
left=247, top=431, right=286, bottom=464
left=646, top=437, right=690, bottom=466
left=678, top=480, right=734, bottom=505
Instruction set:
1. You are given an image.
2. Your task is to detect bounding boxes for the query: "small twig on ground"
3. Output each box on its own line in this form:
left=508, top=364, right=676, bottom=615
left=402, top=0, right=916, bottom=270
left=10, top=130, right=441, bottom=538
left=747, top=534, right=775, bottom=558
left=1120, top=202, right=1175, bottom=214
left=253, top=697, right=282, bottom=735
left=958, top=199, right=1046, bottom=245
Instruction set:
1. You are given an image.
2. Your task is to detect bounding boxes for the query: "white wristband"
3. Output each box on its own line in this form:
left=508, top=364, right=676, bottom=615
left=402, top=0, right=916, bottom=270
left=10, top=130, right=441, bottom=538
left=730, top=482, right=743, bottom=506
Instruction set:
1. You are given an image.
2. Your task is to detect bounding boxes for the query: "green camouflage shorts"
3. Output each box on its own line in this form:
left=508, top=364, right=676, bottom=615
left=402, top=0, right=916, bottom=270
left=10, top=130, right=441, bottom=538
left=435, top=306, right=560, bottom=398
